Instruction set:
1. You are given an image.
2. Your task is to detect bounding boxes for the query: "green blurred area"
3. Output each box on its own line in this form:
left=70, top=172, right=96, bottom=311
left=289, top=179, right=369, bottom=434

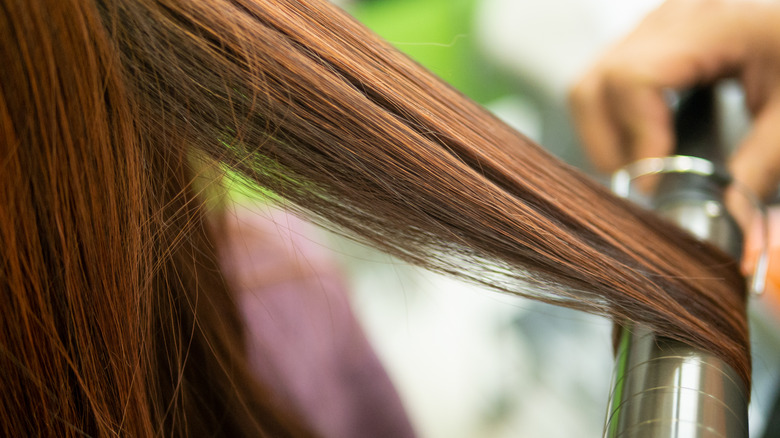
left=348, top=0, right=513, bottom=104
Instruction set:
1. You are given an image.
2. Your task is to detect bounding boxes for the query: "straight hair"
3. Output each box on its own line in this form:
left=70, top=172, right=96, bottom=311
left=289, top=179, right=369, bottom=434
left=0, top=0, right=748, bottom=436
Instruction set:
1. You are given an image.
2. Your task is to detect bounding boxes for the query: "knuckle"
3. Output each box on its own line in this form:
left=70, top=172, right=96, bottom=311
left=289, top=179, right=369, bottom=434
left=568, top=73, right=600, bottom=109
left=601, top=63, right=635, bottom=90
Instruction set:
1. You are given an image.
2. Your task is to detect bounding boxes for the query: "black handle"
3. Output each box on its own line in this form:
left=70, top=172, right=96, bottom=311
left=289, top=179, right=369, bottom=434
left=672, top=86, right=722, bottom=162
left=654, top=86, right=731, bottom=207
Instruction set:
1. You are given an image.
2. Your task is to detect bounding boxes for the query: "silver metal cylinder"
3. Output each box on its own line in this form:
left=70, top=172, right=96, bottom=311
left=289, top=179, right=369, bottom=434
left=604, top=325, right=748, bottom=438
left=603, top=197, right=749, bottom=437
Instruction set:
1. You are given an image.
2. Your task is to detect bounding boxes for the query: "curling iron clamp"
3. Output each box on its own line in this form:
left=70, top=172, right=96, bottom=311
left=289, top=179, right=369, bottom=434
left=605, top=87, right=768, bottom=438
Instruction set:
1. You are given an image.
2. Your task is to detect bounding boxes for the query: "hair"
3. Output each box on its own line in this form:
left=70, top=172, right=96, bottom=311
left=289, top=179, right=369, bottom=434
left=0, top=0, right=748, bottom=436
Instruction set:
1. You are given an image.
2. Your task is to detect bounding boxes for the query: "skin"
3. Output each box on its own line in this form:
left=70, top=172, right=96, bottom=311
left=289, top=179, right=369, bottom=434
left=569, top=0, right=780, bottom=284
left=570, top=0, right=780, bottom=201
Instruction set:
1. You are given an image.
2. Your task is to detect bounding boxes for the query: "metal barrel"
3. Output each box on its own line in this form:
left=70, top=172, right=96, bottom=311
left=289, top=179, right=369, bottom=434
left=604, top=87, right=750, bottom=438
left=604, top=324, right=748, bottom=438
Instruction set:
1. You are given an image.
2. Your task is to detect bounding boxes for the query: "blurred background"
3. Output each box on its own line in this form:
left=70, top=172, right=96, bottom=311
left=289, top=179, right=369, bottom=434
left=238, top=0, right=780, bottom=436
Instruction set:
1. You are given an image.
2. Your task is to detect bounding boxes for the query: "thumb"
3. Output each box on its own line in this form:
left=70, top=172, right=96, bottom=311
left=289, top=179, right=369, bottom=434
left=742, top=207, right=780, bottom=312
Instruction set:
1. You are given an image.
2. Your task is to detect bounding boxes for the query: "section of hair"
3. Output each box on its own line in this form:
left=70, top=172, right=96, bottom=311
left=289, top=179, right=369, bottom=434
left=109, top=0, right=747, bottom=381
left=1, top=0, right=311, bottom=436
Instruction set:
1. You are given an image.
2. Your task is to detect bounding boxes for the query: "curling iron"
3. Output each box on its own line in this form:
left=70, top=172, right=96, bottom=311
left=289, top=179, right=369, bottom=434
left=604, top=88, right=750, bottom=438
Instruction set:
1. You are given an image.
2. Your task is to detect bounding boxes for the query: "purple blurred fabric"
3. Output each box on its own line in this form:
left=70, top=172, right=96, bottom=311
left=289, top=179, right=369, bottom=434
left=217, top=204, right=417, bottom=438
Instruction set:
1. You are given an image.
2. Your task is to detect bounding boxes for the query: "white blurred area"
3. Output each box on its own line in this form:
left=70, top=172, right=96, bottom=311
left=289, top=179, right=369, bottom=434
left=341, top=252, right=614, bottom=438
left=309, top=1, right=778, bottom=437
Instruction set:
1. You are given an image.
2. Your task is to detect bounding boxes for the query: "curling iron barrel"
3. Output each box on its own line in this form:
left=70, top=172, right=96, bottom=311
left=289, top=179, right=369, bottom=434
left=604, top=88, right=750, bottom=437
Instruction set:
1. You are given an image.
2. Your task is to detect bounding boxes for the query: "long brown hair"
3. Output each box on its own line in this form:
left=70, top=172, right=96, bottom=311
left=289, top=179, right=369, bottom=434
left=0, top=0, right=748, bottom=436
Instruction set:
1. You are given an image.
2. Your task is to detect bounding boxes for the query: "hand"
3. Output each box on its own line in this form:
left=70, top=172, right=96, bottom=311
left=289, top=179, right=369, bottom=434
left=569, top=0, right=780, bottom=203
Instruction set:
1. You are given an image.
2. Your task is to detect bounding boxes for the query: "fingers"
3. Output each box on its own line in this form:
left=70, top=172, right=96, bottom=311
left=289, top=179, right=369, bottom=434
left=568, top=75, right=624, bottom=172
left=569, top=69, right=676, bottom=173
left=569, top=0, right=750, bottom=173
left=609, top=82, right=675, bottom=164
left=741, top=207, right=780, bottom=306
left=722, top=93, right=780, bottom=238
left=569, top=39, right=691, bottom=172
left=730, top=97, right=780, bottom=200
